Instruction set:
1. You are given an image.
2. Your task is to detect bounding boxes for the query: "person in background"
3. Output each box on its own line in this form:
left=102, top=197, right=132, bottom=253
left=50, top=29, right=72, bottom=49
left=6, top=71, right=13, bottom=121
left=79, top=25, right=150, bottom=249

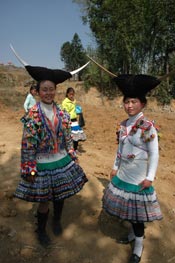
left=62, top=87, right=86, bottom=153
left=24, top=84, right=37, bottom=112
left=12, top=55, right=89, bottom=247
left=102, top=74, right=163, bottom=263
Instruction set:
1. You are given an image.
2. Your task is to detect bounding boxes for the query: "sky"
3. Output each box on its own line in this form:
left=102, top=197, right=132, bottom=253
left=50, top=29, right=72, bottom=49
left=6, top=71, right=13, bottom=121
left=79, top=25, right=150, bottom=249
left=0, top=0, right=93, bottom=69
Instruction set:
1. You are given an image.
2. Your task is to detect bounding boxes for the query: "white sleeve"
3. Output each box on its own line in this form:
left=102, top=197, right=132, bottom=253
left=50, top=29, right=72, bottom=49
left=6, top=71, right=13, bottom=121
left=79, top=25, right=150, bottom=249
left=24, top=94, right=30, bottom=112
left=113, top=152, right=119, bottom=170
left=146, top=126, right=159, bottom=181
left=113, top=141, right=122, bottom=170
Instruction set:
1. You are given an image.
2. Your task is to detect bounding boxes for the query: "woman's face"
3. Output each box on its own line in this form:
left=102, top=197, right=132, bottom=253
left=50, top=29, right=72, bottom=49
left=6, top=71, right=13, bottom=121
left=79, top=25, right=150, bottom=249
left=31, top=89, right=37, bottom=96
left=38, top=80, right=56, bottom=104
left=123, top=97, right=145, bottom=116
left=67, top=91, right=75, bottom=101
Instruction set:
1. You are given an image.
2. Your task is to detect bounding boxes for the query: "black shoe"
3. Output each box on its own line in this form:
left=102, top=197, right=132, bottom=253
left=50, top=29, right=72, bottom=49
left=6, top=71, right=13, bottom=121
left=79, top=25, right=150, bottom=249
left=117, top=236, right=135, bottom=244
left=36, top=230, right=51, bottom=247
left=52, top=220, right=63, bottom=236
left=129, top=254, right=141, bottom=263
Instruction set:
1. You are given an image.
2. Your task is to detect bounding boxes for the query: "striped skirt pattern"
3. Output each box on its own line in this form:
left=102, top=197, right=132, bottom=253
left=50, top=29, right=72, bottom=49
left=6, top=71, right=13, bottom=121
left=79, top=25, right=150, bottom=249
left=102, top=177, right=162, bottom=222
left=71, top=121, right=86, bottom=141
left=14, top=155, right=88, bottom=202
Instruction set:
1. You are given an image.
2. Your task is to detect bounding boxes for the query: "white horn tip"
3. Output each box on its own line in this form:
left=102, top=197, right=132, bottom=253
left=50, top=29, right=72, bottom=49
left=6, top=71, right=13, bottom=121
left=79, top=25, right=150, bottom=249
left=10, top=44, right=29, bottom=67
left=70, top=61, right=90, bottom=76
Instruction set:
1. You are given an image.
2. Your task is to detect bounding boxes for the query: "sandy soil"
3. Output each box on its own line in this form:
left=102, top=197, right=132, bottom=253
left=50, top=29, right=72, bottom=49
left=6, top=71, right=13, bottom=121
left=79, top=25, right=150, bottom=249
left=0, top=87, right=175, bottom=263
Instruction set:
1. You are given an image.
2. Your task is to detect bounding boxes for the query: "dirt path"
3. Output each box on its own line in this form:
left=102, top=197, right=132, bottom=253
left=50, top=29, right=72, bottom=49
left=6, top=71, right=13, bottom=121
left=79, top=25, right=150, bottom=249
left=0, top=101, right=175, bottom=263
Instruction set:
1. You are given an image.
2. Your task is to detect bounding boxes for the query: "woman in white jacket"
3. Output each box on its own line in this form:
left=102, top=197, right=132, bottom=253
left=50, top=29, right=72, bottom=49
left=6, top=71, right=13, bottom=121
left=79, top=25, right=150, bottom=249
left=103, top=74, right=162, bottom=263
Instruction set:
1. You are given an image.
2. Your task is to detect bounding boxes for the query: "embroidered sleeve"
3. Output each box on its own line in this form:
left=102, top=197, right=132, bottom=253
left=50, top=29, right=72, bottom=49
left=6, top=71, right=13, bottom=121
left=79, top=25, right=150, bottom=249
left=139, top=120, right=156, bottom=142
left=20, top=108, right=41, bottom=179
left=60, top=109, right=75, bottom=155
left=130, top=118, right=159, bottom=181
left=130, top=118, right=160, bottom=143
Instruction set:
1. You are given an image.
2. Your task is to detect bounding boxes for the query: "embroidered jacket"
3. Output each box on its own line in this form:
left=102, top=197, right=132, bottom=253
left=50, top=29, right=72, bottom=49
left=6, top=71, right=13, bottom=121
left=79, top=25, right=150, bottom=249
left=20, top=102, right=74, bottom=179
left=114, top=113, right=159, bottom=183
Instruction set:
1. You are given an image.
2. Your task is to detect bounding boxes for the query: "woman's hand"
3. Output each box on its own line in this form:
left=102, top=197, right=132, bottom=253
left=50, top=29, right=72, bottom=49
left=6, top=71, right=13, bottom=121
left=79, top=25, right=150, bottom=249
left=24, top=171, right=37, bottom=184
left=109, top=169, right=117, bottom=180
left=139, top=179, right=152, bottom=190
left=25, top=175, right=36, bottom=184
left=74, top=158, right=79, bottom=164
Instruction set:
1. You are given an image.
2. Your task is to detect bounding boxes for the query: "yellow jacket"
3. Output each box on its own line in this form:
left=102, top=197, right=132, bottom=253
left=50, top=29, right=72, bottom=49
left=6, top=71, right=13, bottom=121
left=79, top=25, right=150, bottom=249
left=62, top=97, right=77, bottom=120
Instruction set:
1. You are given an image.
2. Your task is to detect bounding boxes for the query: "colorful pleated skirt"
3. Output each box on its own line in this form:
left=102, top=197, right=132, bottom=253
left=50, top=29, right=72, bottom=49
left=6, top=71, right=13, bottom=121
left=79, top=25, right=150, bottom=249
left=14, top=154, right=88, bottom=202
left=71, top=120, right=86, bottom=141
left=102, top=176, right=162, bottom=222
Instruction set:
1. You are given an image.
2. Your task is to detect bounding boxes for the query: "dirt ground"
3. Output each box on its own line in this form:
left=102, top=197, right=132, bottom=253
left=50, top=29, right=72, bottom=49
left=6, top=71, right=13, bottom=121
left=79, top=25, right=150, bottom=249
left=0, top=86, right=175, bottom=263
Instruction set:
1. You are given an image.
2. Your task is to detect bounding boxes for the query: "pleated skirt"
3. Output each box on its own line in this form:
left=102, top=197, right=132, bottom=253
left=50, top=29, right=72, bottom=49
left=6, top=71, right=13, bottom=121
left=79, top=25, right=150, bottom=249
left=102, top=176, right=162, bottom=222
left=71, top=121, right=86, bottom=141
left=14, top=154, right=88, bottom=202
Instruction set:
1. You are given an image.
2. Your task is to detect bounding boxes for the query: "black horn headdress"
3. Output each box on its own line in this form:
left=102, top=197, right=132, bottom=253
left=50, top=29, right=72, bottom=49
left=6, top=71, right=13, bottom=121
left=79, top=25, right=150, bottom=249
left=10, top=44, right=90, bottom=84
left=87, top=55, right=174, bottom=97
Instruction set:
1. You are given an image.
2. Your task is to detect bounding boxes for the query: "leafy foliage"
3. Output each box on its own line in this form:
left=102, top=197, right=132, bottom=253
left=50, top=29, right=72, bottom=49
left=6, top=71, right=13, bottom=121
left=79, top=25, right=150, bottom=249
left=60, top=33, right=88, bottom=80
left=73, top=0, right=175, bottom=104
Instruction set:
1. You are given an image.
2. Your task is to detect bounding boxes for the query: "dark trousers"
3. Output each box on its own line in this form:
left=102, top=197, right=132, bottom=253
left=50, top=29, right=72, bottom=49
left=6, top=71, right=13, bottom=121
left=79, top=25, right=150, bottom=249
left=73, top=140, right=78, bottom=151
left=132, top=222, right=145, bottom=237
left=53, top=199, right=64, bottom=220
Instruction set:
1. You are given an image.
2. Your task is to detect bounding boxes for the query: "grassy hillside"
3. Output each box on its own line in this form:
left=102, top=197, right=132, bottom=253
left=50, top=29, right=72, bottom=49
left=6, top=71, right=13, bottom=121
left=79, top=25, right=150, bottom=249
left=0, top=65, right=87, bottom=111
left=0, top=65, right=31, bottom=110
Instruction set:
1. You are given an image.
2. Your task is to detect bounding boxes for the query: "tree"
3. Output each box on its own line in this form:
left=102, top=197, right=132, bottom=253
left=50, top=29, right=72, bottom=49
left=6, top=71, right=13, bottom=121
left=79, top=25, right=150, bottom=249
left=60, top=33, right=87, bottom=80
left=60, top=42, right=72, bottom=70
left=74, top=0, right=175, bottom=73
left=73, top=0, right=175, bottom=103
